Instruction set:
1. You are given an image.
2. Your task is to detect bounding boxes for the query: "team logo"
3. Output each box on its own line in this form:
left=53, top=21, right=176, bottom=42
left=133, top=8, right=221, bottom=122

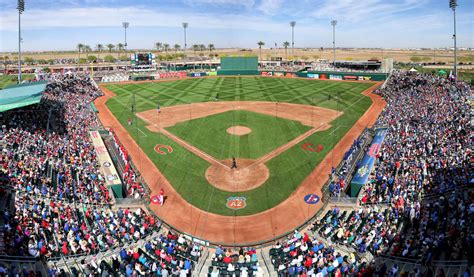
left=103, top=161, right=111, bottom=168
left=304, top=194, right=320, bottom=204
left=357, top=165, right=369, bottom=177
left=107, top=174, right=118, bottom=181
left=302, top=142, right=324, bottom=153
left=368, top=143, right=380, bottom=157
left=226, top=197, right=246, bottom=210
left=154, top=144, right=173, bottom=155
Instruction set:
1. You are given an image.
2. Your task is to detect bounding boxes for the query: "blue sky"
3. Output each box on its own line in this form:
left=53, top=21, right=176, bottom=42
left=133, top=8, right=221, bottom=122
left=0, top=0, right=472, bottom=52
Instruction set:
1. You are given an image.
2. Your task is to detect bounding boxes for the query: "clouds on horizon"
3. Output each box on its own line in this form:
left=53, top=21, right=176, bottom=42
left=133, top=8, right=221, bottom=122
left=0, top=0, right=472, bottom=52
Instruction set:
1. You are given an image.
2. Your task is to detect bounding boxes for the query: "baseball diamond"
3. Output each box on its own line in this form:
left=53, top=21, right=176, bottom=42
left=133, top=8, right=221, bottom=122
left=95, top=76, right=385, bottom=244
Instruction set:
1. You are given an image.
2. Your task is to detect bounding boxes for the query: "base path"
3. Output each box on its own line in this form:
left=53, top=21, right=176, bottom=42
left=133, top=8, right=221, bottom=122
left=96, top=80, right=386, bottom=245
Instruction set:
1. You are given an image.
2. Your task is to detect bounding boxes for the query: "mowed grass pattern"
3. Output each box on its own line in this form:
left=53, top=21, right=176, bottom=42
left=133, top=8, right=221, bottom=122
left=105, top=77, right=374, bottom=216
left=166, top=110, right=312, bottom=160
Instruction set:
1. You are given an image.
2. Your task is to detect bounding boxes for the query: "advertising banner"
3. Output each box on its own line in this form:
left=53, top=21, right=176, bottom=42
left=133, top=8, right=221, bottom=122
left=207, top=71, right=217, bottom=76
left=329, top=75, right=343, bottom=80
left=307, top=73, right=319, bottom=79
left=344, top=75, right=357, bottom=80
left=275, top=72, right=284, bottom=77
left=319, top=74, right=327, bottom=80
left=285, top=72, right=296, bottom=78
left=89, top=131, right=122, bottom=188
left=350, top=128, right=388, bottom=196
left=158, top=72, right=187, bottom=79
left=261, top=71, right=273, bottom=76
left=192, top=72, right=206, bottom=77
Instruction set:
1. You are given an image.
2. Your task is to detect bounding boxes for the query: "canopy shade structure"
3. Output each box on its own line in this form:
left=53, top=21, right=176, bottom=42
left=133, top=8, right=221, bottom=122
left=0, top=81, right=48, bottom=112
left=408, top=68, right=418, bottom=72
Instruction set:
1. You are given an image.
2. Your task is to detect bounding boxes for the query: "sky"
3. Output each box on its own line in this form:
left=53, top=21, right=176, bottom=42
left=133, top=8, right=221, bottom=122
left=0, top=0, right=473, bottom=52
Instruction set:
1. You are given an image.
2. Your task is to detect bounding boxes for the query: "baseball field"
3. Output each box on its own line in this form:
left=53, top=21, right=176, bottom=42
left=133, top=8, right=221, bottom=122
left=102, top=77, right=375, bottom=217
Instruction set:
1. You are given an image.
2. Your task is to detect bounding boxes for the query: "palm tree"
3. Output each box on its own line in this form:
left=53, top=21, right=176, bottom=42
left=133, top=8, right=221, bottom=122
left=283, top=41, right=290, bottom=60
left=192, top=44, right=199, bottom=55
left=96, top=44, right=104, bottom=60
left=77, top=43, right=84, bottom=61
left=173, top=44, right=181, bottom=53
left=208, top=44, right=215, bottom=54
left=106, top=43, right=115, bottom=53
left=163, top=43, right=170, bottom=53
left=116, top=43, right=124, bottom=58
left=84, top=45, right=92, bottom=59
left=155, top=42, right=162, bottom=52
left=257, top=41, right=265, bottom=61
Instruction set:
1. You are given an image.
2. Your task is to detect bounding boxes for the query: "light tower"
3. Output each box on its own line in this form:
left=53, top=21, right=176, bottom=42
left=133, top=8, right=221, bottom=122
left=17, top=0, right=25, bottom=83
left=122, top=22, right=129, bottom=51
left=290, top=21, right=296, bottom=57
left=182, top=22, right=188, bottom=57
left=449, top=0, right=458, bottom=78
left=331, top=20, right=337, bottom=66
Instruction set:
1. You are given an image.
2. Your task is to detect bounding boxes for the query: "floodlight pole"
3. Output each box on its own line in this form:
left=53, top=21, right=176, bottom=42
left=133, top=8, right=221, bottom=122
left=122, top=22, right=129, bottom=51
left=17, top=0, right=25, bottom=83
left=331, top=20, right=337, bottom=66
left=450, top=0, right=458, bottom=78
left=182, top=23, right=188, bottom=58
left=290, top=21, right=296, bottom=57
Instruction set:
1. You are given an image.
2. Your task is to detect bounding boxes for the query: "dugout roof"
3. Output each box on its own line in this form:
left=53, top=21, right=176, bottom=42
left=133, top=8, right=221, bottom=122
left=0, top=81, right=48, bottom=112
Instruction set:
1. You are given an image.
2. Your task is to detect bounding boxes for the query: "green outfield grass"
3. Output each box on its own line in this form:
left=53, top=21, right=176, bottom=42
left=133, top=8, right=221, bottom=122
left=0, top=74, right=35, bottom=89
left=166, top=110, right=312, bottom=160
left=105, top=77, right=374, bottom=215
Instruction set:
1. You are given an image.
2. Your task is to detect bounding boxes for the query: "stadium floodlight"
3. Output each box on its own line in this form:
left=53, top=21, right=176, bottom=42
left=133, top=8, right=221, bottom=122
left=182, top=22, right=188, bottom=58
left=122, top=22, right=129, bottom=51
left=290, top=21, right=296, bottom=57
left=331, top=20, right=337, bottom=66
left=17, top=0, right=25, bottom=83
left=449, top=0, right=458, bottom=78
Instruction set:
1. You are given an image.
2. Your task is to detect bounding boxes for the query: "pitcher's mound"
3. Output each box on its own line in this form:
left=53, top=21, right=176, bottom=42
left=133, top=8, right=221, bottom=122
left=205, top=159, right=269, bottom=192
left=227, top=126, right=251, bottom=136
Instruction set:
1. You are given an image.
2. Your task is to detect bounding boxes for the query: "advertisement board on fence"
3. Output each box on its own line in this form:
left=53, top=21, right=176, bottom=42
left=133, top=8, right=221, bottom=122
left=329, top=75, right=343, bottom=80
left=261, top=71, right=273, bottom=76
left=89, top=131, right=122, bottom=194
left=191, top=72, right=207, bottom=77
left=275, top=72, right=284, bottom=77
left=307, top=73, right=319, bottom=79
left=157, top=72, right=187, bottom=79
left=344, top=75, right=357, bottom=80
left=207, top=71, right=217, bottom=76
left=350, top=128, right=388, bottom=197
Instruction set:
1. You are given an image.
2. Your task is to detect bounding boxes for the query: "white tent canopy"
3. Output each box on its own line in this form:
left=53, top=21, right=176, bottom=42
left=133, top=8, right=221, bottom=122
left=408, top=68, right=418, bottom=72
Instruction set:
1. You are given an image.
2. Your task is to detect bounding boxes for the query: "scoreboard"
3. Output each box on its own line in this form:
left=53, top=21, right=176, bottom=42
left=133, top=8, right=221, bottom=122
left=131, top=53, right=156, bottom=67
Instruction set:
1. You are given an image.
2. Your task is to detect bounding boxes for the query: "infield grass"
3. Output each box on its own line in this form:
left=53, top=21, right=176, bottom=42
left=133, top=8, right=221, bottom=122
left=166, top=110, right=312, bottom=160
left=105, top=77, right=374, bottom=216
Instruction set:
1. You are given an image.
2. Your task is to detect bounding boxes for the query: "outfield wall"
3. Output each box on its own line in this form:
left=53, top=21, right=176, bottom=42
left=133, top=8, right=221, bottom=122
left=196, top=70, right=388, bottom=80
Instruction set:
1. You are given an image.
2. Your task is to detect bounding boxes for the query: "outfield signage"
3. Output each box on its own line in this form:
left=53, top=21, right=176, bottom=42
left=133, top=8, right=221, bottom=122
left=350, top=127, right=388, bottom=196
left=89, top=131, right=122, bottom=188
left=157, top=72, right=187, bottom=79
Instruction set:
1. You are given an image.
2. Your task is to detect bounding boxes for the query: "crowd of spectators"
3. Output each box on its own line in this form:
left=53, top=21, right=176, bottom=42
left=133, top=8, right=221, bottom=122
left=316, top=72, right=472, bottom=263
left=209, top=246, right=264, bottom=276
left=270, top=229, right=375, bottom=276
left=0, top=74, right=158, bottom=259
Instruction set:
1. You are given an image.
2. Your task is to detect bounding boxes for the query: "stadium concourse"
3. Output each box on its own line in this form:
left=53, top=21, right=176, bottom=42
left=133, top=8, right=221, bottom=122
left=0, top=71, right=472, bottom=277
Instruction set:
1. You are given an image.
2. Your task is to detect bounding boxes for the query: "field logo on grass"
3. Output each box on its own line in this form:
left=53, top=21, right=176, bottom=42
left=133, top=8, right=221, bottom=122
left=304, top=194, right=320, bottom=205
left=154, top=144, right=173, bottom=155
left=302, top=142, right=324, bottom=153
left=226, top=196, right=246, bottom=210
